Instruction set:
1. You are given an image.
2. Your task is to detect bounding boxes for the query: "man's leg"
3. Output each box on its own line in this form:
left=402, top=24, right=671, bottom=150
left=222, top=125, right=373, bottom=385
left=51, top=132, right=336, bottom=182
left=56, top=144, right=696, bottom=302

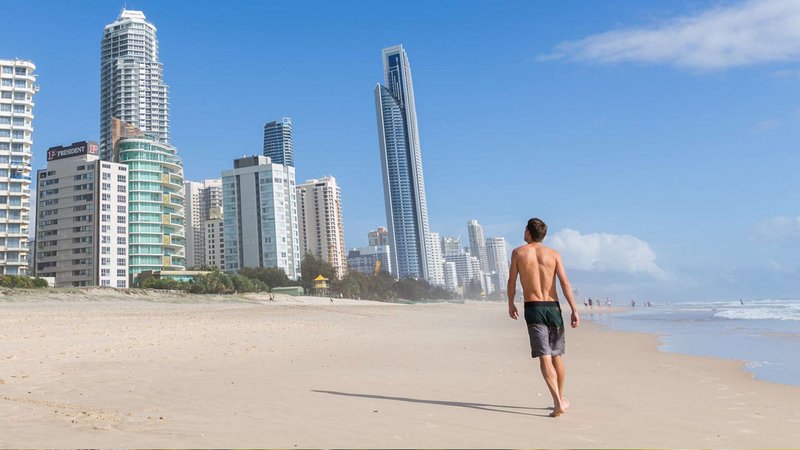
left=539, top=355, right=565, bottom=416
left=552, top=355, right=569, bottom=410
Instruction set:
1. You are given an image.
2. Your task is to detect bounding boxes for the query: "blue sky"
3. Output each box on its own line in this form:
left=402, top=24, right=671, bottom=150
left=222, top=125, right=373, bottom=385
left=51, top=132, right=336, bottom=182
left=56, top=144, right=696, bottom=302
left=5, top=0, right=800, bottom=300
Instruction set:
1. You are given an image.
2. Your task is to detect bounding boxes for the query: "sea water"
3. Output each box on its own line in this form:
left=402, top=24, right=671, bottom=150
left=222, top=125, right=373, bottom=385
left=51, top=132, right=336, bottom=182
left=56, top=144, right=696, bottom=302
left=586, top=299, right=800, bottom=387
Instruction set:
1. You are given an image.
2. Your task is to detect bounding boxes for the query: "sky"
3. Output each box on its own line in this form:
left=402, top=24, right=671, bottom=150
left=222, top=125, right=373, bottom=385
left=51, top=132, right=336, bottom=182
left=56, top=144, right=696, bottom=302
left=4, top=0, right=800, bottom=300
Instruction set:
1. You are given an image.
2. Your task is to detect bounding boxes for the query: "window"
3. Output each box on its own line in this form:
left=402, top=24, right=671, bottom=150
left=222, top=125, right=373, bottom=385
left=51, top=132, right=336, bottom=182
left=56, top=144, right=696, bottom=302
left=102, top=225, right=111, bottom=233
left=101, top=257, right=110, bottom=265
left=101, top=235, right=110, bottom=244
left=1, top=66, right=11, bottom=74
left=117, top=226, right=126, bottom=234
left=117, top=248, right=126, bottom=256
left=102, top=172, right=111, bottom=180
left=117, top=258, right=126, bottom=266
left=117, top=280, right=127, bottom=288
left=117, top=215, right=126, bottom=224
left=101, top=246, right=110, bottom=255
left=116, top=269, right=126, bottom=277
left=101, top=269, right=110, bottom=277
left=102, top=183, right=111, bottom=191
left=117, top=205, right=126, bottom=213
left=101, top=214, right=111, bottom=222
left=117, top=195, right=126, bottom=203
left=14, top=67, right=26, bottom=76
left=102, top=193, right=111, bottom=201
left=117, top=175, right=126, bottom=183
left=117, top=236, right=127, bottom=245
left=117, top=185, right=126, bottom=193
left=102, top=204, right=111, bottom=212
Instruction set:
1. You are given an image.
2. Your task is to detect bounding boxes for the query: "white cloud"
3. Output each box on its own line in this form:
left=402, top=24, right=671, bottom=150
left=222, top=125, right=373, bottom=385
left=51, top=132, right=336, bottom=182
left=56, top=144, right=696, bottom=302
left=547, top=228, right=668, bottom=279
left=541, top=0, right=800, bottom=70
left=754, top=216, right=800, bottom=243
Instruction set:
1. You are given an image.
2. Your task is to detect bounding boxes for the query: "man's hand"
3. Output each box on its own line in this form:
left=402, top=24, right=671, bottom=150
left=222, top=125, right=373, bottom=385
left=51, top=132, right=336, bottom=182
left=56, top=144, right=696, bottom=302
left=571, top=311, right=580, bottom=328
left=509, top=303, right=519, bottom=320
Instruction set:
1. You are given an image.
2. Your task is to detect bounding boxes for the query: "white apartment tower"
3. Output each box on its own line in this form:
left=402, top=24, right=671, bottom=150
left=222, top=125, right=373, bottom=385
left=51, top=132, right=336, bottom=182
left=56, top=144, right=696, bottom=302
left=467, top=219, right=489, bottom=272
left=100, top=9, right=169, bottom=160
left=486, top=236, right=509, bottom=292
left=222, top=156, right=300, bottom=278
left=35, top=142, right=129, bottom=287
left=184, top=179, right=222, bottom=268
left=425, top=231, right=445, bottom=287
left=0, top=59, right=36, bottom=275
left=296, top=176, right=347, bottom=278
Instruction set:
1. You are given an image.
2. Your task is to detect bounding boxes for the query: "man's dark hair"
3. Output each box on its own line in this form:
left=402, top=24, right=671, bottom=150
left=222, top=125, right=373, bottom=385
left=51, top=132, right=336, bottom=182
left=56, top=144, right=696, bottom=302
left=527, top=218, right=547, bottom=242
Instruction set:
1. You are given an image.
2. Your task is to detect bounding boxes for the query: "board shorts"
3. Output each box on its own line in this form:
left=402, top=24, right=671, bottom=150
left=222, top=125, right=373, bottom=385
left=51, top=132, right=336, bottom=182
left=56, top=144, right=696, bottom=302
left=524, top=301, right=565, bottom=358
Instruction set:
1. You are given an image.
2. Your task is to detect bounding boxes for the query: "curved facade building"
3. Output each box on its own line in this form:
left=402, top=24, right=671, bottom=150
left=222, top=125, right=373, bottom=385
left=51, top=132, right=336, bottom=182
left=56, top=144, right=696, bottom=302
left=118, top=138, right=185, bottom=277
left=100, top=10, right=170, bottom=160
left=0, top=59, right=36, bottom=275
left=374, top=45, right=431, bottom=280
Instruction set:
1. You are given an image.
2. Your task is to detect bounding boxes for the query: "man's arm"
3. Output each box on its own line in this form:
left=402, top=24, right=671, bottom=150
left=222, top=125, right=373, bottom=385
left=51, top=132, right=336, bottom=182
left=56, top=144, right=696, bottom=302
left=555, top=252, right=579, bottom=328
left=507, top=249, right=519, bottom=320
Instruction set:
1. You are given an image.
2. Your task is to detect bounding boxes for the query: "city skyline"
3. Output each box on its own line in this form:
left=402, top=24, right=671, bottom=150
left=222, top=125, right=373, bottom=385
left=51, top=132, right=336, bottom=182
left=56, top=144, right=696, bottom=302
left=4, top=0, right=799, bottom=299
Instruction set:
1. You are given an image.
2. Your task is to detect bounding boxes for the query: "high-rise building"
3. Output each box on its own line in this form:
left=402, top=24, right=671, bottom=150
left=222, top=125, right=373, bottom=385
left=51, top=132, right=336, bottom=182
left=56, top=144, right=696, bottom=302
left=426, top=231, right=445, bottom=286
left=486, top=236, right=509, bottom=293
left=486, top=237, right=509, bottom=275
left=35, top=141, right=129, bottom=287
left=374, top=44, right=431, bottom=281
left=203, top=209, right=224, bottom=269
left=368, top=226, right=389, bottom=247
left=184, top=179, right=222, bottom=268
left=100, top=9, right=170, bottom=160
left=115, top=120, right=185, bottom=279
left=443, top=261, right=458, bottom=293
left=222, top=155, right=300, bottom=278
left=347, top=245, right=391, bottom=275
left=0, top=59, right=36, bottom=275
left=263, top=117, right=293, bottom=167
left=467, top=219, right=489, bottom=272
left=296, top=176, right=346, bottom=278
left=441, top=236, right=462, bottom=257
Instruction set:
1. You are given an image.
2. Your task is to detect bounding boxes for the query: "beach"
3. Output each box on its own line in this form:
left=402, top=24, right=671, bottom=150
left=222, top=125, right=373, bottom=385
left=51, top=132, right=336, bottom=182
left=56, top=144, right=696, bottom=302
left=1, top=290, right=799, bottom=448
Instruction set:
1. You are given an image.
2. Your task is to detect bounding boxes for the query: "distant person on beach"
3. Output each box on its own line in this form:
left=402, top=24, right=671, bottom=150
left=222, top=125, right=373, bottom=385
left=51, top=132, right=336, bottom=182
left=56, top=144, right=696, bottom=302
left=583, top=299, right=588, bottom=308
left=507, top=218, right=580, bottom=418
left=631, top=300, right=636, bottom=308
left=740, top=298, right=744, bottom=306
left=588, top=298, right=593, bottom=309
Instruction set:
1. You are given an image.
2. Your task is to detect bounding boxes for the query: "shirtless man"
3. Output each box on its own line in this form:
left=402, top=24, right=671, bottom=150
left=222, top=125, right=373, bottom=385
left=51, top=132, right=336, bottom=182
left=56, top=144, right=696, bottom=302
left=507, top=218, right=580, bottom=417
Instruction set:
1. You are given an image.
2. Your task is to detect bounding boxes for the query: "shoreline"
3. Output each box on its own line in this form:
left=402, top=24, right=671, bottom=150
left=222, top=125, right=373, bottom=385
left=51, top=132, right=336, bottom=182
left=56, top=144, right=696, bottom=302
left=1, top=296, right=799, bottom=447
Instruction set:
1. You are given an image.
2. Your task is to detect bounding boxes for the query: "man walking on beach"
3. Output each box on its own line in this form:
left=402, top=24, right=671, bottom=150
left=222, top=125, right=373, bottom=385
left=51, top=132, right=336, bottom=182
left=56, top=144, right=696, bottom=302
left=507, top=218, right=580, bottom=417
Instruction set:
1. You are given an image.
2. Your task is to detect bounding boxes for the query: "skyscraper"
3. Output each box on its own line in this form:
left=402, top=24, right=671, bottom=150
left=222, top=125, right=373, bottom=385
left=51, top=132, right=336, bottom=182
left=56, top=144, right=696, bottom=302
left=100, top=9, right=169, bottom=160
left=222, top=156, right=300, bottom=279
left=486, top=236, right=510, bottom=292
left=184, top=179, right=222, bottom=268
left=296, top=176, right=347, bottom=278
left=263, top=117, right=294, bottom=167
left=467, top=219, right=489, bottom=272
left=374, top=45, right=431, bottom=281
left=0, top=59, right=36, bottom=275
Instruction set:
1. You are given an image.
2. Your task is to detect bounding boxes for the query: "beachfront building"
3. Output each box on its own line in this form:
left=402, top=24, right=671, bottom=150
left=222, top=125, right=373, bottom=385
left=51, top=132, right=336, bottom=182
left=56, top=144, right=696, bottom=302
left=347, top=245, right=391, bottom=275
left=34, top=141, right=129, bottom=287
left=184, top=179, right=222, bottom=268
left=443, top=261, right=458, bottom=293
left=486, top=236, right=509, bottom=292
left=222, top=155, right=300, bottom=279
left=114, top=122, right=185, bottom=279
left=263, top=117, right=293, bottom=167
left=426, top=231, right=445, bottom=287
left=467, top=219, right=489, bottom=272
left=0, top=59, right=37, bottom=275
left=203, top=210, right=224, bottom=269
left=368, top=226, right=389, bottom=246
left=296, top=176, right=347, bottom=278
left=374, top=44, right=432, bottom=281
left=100, top=9, right=170, bottom=160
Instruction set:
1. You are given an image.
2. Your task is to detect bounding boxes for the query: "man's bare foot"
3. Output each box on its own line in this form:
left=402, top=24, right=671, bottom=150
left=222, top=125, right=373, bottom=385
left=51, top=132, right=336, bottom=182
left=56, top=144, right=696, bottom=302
left=549, top=405, right=566, bottom=417
left=561, top=397, right=570, bottom=410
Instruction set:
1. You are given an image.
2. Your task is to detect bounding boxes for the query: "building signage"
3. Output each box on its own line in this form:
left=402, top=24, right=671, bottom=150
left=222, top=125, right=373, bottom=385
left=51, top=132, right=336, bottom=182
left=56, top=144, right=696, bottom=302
left=46, top=141, right=99, bottom=161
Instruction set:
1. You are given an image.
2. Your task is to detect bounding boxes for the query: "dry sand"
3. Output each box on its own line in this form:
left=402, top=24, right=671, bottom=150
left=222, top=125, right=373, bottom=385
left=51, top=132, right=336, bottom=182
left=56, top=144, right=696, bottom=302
left=1, top=289, right=799, bottom=448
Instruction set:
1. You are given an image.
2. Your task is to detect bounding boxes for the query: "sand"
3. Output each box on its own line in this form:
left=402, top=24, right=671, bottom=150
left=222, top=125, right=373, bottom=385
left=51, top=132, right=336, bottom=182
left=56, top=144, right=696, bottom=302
left=1, top=289, right=799, bottom=448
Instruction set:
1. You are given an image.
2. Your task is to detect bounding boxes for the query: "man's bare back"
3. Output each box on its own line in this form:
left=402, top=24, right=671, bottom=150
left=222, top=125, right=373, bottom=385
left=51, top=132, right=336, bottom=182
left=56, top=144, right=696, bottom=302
left=511, top=243, right=561, bottom=302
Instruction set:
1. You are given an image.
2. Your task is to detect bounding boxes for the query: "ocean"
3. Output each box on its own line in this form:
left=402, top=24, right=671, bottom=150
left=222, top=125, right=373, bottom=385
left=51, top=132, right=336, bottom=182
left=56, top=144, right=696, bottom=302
left=586, top=299, right=800, bottom=387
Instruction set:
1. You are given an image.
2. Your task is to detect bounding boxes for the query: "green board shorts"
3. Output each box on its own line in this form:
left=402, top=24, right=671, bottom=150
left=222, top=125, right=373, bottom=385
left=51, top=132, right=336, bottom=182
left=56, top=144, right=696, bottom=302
left=524, top=301, right=565, bottom=358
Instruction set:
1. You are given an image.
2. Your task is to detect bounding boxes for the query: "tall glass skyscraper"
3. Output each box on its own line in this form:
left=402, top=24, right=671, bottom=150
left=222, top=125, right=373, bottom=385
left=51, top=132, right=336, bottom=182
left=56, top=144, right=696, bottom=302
left=374, top=45, right=431, bottom=281
left=100, top=9, right=169, bottom=160
left=263, top=117, right=294, bottom=167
